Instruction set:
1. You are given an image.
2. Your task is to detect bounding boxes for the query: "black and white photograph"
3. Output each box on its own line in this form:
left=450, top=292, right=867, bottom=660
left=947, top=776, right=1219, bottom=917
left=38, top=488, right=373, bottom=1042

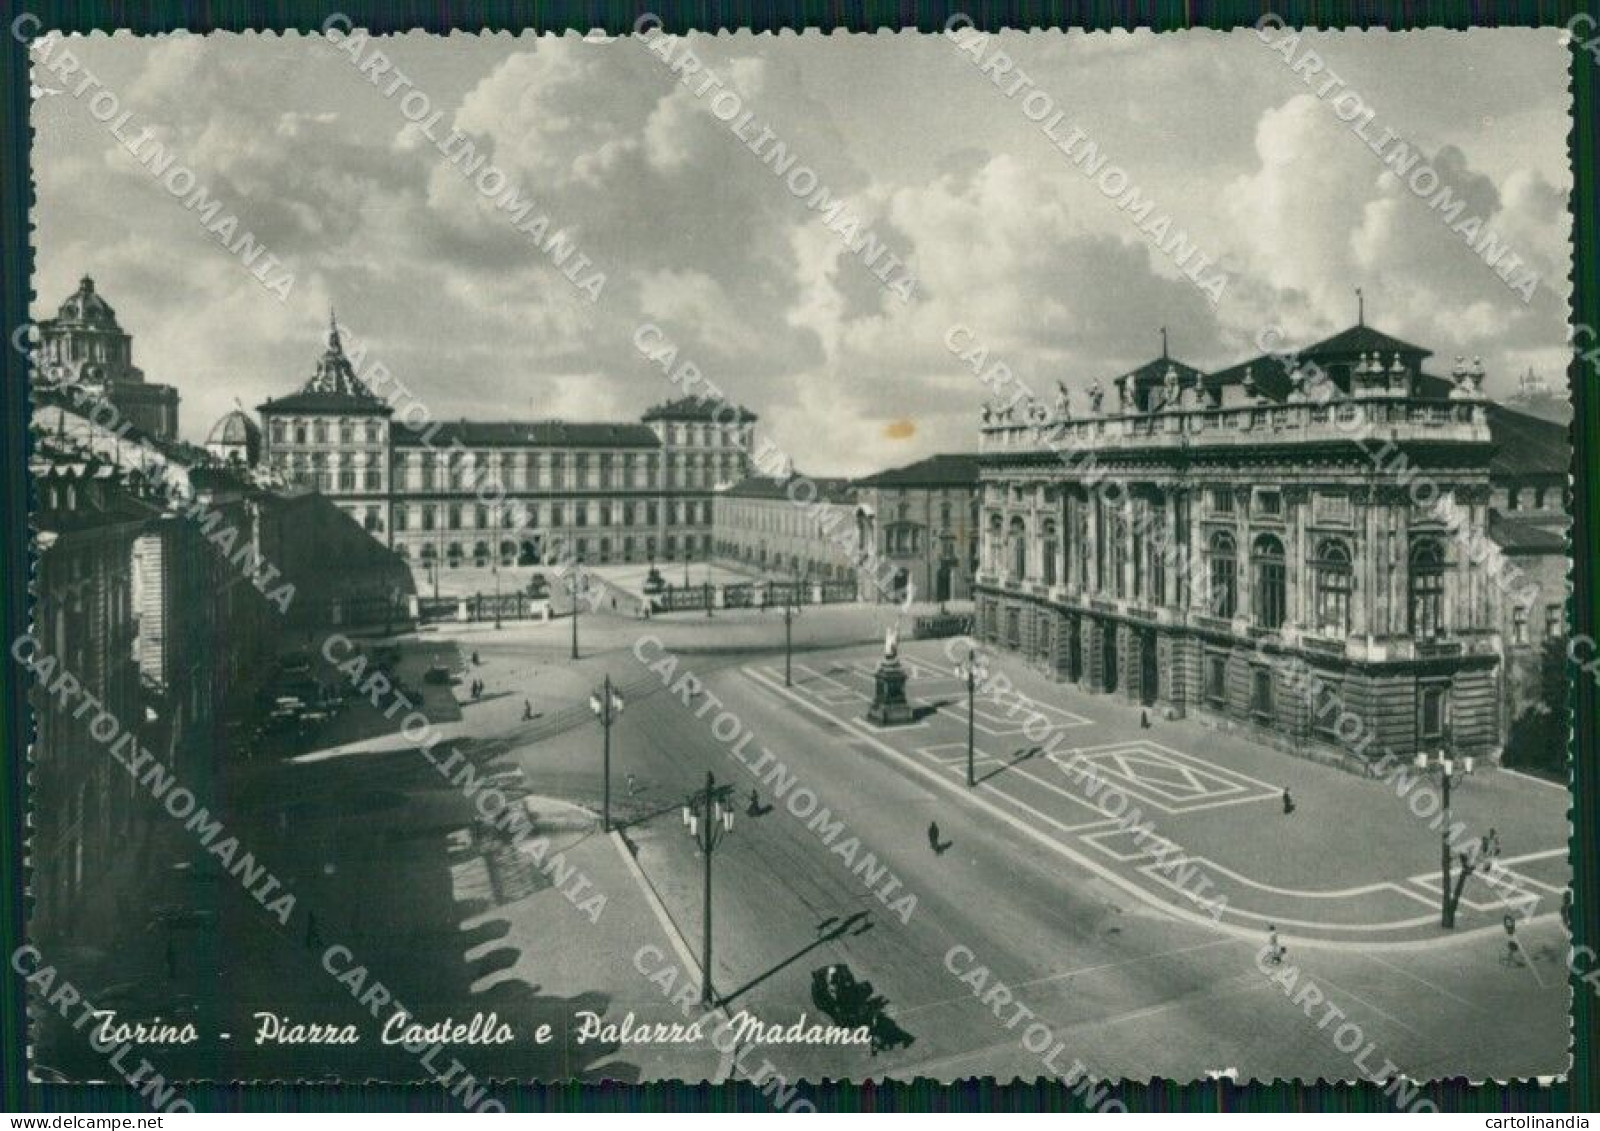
left=14, top=21, right=1579, bottom=1104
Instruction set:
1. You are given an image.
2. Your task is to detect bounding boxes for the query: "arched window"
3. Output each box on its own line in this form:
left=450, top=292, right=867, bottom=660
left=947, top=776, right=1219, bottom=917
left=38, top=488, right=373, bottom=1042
left=1208, top=530, right=1237, bottom=618
left=1252, top=533, right=1286, bottom=629
left=1409, top=539, right=1446, bottom=638
left=1107, top=507, right=1128, bottom=598
left=988, top=513, right=1004, bottom=573
left=1042, top=519, right=1059, bottom=587
left=1311, top=538, right=1352, bottom=635
left=1008, top=516, right=1027, bottom=581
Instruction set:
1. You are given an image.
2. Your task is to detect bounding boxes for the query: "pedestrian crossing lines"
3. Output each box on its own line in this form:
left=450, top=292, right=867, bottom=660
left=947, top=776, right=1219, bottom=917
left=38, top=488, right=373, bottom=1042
left=1047, top=741, right=1281, bottom=815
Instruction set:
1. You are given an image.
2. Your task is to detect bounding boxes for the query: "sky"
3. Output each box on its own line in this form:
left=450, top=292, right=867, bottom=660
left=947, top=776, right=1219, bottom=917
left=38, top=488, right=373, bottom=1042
left=29, top=28, right=1573, bottom=475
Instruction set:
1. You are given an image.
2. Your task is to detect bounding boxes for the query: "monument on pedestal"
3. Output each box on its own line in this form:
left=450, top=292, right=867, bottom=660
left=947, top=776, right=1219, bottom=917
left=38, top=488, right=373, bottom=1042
left=867, top=624, right=915, bottom=727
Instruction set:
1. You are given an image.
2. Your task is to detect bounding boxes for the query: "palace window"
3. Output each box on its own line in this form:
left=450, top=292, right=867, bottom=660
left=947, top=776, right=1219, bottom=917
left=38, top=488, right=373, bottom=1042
left=575, top=504, right=589, bottom=528
left=313, top=421, right=327, bottom=443
left=1408, top=539, right=1446, bottom=638
left=1042, top=520, right=1058, bottom=587
left=422, top=506, right=436, bottom=532
left=338, top=468, right=355, bottom=491
left=270, top=421, right=285, bottom=444
left=551, top=504, right=564, bottom=527
left=1252, top=489, right=1283, bottom=519
left=1008, top=516, right=1027, bottom=582
left=1507, top=487, right=1521, bottom=511
left=394, top=507, right=409, bottom=533
left=1106, top=509, right=1128, bottom=598
left=1250, top=665, right=1275, bottom=720
left=1210, top=487, right=1234, bottom=515
left=1204, top=652, right=1228, bottom=708
left=339, top=421, right=353, bottom=444
left=1207, top=531, right=1237, bottom=619
left=1547, top=603, right=1565, bottom=639
left=1419, top=684, right=1449, bottom=742
left=1252, top=534, right=1286, bottom=630
left=1512, top=605, right=1529, bottom=646
left=364, top=469, right=381, bottom=491
left=1311, top=538, right=1353, bottom=636
left=448, top=504, right=463, bottom=530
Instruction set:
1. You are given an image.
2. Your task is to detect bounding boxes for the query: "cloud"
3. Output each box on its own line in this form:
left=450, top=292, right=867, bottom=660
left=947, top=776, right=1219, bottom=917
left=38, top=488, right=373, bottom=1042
left=30, top=29, right=1572, bottom=471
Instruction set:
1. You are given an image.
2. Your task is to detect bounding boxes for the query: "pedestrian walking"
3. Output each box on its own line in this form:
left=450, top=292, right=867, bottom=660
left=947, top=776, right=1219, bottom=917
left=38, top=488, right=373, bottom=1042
left=472, top=650, right=482, bottom=666
left=1140, top=708, right=1151, bottom=729
left=927, top=821, right=941, bottom=854
left=523, top=698, right=533, bottom=720
left=1265, top=924, right=1285, bottom=966
left=626, top=773, right=639, bottom=796
left=1281, top=789, right=1295, bottom=816
left=1487, top=827, right=1502, bottom=860
left=748, top=788, right=761, bottom=815
left=1503, top=913, right=1523, bottom=967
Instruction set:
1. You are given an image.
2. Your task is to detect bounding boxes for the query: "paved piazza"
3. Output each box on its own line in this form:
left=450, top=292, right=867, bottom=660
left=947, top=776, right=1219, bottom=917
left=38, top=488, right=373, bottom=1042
left=744, top=639, right=1568, bottom=949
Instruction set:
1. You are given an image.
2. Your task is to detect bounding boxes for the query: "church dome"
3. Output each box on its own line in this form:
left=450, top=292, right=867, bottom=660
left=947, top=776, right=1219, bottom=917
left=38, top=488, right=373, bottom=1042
left=206, top=409, right=262, bottom=465
left=54, top=276, right=120, bottom=327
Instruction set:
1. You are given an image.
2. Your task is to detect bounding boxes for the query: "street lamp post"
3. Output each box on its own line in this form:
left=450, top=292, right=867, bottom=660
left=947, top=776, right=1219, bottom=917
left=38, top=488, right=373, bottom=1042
left=782, top=595, right=803, bottom=687
left=589, top=675, right=624, bottom=832
left=493, top=506, right=503, bottom=630
left=568, top=564, right=586, bottom=661
left=1416, top=738, right=1473, bottom=929
left=955, top=645, right=989, bottom=787
left=682, top=771, right=734, bottom=1005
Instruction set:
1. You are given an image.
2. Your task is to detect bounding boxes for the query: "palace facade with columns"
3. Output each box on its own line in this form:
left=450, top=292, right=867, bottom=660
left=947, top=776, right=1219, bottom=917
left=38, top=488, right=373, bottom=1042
left=974, top=324, right=1569, bottom=762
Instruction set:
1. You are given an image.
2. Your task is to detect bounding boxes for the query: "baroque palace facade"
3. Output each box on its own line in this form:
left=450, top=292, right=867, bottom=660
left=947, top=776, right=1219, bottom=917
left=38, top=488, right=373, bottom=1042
left=974, top=324, right=1569, bottom=762
left=256, top=317, right=756, bottom=569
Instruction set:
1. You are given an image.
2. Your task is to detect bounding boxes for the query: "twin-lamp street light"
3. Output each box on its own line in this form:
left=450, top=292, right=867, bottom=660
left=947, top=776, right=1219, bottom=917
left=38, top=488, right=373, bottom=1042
left=1415, top=741, right=1473, bottom=929
left=589, top=675, right=624, bottom=832
left=683, top=771, right=735, bottom=1005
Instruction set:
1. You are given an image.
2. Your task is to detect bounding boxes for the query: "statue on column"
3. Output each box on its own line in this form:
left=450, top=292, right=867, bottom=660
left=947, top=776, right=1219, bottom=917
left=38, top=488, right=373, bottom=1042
left=1087, top=378, right=1104, bottom=415
left=1055, top=380, right=1072, bottom=420
left=884, top=622, right=899, bottom=660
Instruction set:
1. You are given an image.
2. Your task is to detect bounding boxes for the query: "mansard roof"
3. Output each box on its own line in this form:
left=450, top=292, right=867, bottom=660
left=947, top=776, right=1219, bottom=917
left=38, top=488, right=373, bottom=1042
left=853, top=453, right=982, bottom=489
left=723, top=475, right=857, bottom=505
left=1300, top=324, right=1432, bottom=363
left=392, top=419, right=661, bottom=449
left=1486, top=403, right=1569, bottom=478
